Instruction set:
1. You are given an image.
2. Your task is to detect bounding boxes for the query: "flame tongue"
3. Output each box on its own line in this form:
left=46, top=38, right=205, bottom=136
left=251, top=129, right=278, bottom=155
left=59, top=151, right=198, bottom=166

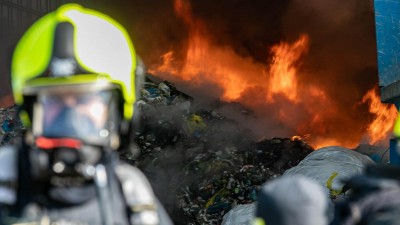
left=362, top=88, right=398, bottom=144
left=149, top=0, right=398, bottom=149
left=267, top=35, right=309, bottom=103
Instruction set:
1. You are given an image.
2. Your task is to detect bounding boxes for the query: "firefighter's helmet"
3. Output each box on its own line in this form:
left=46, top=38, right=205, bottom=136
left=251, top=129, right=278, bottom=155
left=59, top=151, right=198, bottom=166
left=10, top=4, right=145, bottom=182
left=11, top=4, right=142, bottom=148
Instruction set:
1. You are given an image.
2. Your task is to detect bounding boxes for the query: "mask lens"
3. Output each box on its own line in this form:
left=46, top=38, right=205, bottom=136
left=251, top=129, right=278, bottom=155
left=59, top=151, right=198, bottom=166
left=38, top=91, right=112, bottom=143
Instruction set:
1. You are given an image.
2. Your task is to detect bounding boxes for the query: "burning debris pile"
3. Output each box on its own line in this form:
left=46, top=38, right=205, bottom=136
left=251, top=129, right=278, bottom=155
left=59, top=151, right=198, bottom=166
left=0, top=76, right=390, bottom=225
left=145, top=0, right=398, bottom=149
left=0, top=105, right=24, bottom=145
left=0, top=78, right=385, bottom=225
left=129, top=77, right=314, bottom=224
left=174, top=138, right=313, bottom=224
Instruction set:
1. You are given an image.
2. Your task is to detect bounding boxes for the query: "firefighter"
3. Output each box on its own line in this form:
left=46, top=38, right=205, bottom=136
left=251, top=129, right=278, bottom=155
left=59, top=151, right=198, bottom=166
left=0, top=4, right=173, bottom=225
left=253, top=175, right=329, bottom=225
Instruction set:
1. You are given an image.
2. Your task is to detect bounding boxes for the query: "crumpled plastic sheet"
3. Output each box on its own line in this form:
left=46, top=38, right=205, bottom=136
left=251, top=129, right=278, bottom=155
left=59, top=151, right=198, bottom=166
left=221, top=203, right=256, bottom=225
left=284, top=146, right=375, bottom=198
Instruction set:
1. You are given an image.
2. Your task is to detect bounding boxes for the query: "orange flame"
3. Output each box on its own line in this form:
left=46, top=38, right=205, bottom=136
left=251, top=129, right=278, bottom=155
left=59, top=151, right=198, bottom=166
left=267, top=35, right=309, bottom=102
left=156, top=51, right=179, bottom=75
left=149, top=0, right=398, bottom=149
left=149, top=0, right=258, bottom=100
left=361, top=88, right=398, bottom=144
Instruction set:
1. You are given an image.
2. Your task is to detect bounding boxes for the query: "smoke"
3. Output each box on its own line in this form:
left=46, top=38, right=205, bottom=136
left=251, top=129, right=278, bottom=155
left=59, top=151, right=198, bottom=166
left=283, top=0, right=377, bottom=85
left=280, top=0, right=378, bottom=146
left=95, top=0, right=288, bottom=66
left=93, top=1, right=385, bottom=221
left=97, top=0, right=383, bottom=147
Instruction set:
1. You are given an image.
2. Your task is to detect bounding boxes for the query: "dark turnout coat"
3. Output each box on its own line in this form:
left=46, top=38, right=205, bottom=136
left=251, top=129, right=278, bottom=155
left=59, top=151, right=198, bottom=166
left=331, top=165, right=400, bottom=225
left=0, top=145, right=173, bottom=225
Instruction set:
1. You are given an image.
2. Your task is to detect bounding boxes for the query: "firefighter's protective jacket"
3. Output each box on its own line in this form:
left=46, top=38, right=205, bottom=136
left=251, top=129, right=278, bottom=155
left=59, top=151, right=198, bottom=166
left=0, top=145, right=173, bottom=225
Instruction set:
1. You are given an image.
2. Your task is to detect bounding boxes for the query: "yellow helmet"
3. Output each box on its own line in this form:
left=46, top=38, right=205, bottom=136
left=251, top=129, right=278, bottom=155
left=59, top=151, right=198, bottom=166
left=12, top=3, right=138, bottom=126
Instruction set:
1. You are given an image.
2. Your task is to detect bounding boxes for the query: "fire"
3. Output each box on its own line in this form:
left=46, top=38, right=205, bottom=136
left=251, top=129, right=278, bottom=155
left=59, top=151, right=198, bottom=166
left=174, top=0, right=194, bottom=26
left=149, top=0, right=260, bottom=100
left=361, top=88, right=398, bottom=144
left=149, top=0, right=398, bottom=149
left=267, top=35, right=309, bottom=103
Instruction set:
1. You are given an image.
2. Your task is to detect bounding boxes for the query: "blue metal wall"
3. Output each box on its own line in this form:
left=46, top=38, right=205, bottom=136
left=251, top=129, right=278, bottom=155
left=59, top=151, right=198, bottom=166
left=375, top=0, right=400, bottom=103
left=374, top=0, right=400, bottom=163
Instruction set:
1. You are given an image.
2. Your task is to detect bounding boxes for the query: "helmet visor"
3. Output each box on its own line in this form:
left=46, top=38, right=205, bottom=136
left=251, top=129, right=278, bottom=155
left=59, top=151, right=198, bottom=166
left=35, top=90, right=113, bottom=144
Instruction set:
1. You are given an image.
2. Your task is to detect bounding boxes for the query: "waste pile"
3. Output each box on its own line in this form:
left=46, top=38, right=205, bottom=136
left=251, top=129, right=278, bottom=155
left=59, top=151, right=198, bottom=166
left=0, top=78, right=315, bottom=225
left=129, top=77, right=314, bottom=225
left=0, top=105, right=24, bottom=145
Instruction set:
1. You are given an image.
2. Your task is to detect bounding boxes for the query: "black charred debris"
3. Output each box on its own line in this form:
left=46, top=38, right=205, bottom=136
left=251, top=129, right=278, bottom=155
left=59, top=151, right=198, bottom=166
left=0, top=105, right=24, bottom=145
left=0, top=78, right=314, bottom=225
left=124, top=77, right=314, bottom=225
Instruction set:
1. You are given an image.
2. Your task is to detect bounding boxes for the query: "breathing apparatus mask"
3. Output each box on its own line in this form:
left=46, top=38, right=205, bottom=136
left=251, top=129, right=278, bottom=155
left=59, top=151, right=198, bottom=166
left=27, top=86, right=122, bottom=186
left=10, top=3, right=140, bottom=187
